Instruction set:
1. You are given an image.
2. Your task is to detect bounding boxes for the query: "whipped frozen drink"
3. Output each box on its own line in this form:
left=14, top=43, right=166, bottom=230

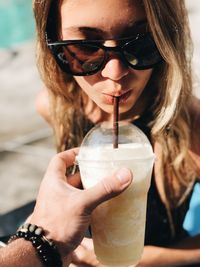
left=77, top=123, right=155, bottom=267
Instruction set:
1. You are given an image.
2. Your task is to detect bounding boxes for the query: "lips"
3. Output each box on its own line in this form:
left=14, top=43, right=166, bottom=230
left=118, top=90, right=132, bottom=103
left=102, top=90, right=132, bottom=105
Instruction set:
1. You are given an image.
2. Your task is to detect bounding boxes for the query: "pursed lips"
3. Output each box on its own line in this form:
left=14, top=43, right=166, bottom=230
left=102, top=90, right=132, bottom=104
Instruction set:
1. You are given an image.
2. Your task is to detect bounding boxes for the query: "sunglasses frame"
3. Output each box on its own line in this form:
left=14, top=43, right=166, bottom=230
left=45, top=1, right=163, bottom=76
left=46, top=33, right=163, bottom=76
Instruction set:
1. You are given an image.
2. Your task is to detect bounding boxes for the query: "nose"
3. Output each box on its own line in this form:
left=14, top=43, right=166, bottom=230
left=101, top=52, right=129, bottom=81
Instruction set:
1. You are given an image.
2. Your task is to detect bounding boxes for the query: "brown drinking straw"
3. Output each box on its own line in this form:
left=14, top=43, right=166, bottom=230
left=113, top=96, right=119, bottom=149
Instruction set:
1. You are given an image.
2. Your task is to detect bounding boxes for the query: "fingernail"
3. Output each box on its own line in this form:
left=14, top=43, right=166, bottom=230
left=116, top=168, right=132, bottom=184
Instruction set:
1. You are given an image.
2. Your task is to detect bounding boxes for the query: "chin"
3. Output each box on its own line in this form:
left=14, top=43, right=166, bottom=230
left=100, top=105, right=113, bottom=114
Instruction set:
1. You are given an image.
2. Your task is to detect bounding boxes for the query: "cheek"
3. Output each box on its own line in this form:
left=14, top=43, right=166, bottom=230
left=74, top=73, right=101, bottom=88
left=136, top=69, right=153, bottom=86
left=73, top=76, right=96, bottom=97
left=131, top=69, right=153, bottom=95
left=74, top=73, right=102, bottom=93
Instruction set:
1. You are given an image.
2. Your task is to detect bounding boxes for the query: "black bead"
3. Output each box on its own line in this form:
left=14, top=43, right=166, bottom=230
left=32, top=239, right=42, bottom=247
left=19, top=231, right=23, bottom=237
left=38, top=249, right=43, bottom=254
left=24, top=234, right=29, bottom=240
left=43, top=255, right=50, bottom=262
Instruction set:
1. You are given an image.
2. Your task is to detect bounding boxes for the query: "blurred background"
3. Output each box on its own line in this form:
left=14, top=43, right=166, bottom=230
left=0, top=0, right=55, bottom=237
left=0, top=0, right=200, bottom=238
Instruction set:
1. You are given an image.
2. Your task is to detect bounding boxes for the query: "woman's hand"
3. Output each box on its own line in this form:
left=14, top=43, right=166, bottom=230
left=70, top=238, right=105, bottom=267
left=69, top=242, right=163, bottom=267
left=29, top=148, right=133, bottom=259
left=135, top=246, right=165, bottom=267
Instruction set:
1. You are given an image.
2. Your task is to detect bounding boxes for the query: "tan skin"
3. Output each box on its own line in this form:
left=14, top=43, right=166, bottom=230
left=36, top=0, right=200, bottom=266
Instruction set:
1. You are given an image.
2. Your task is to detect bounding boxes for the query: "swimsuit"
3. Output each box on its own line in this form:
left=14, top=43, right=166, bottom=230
left=145, top=176, right=192, bottom=246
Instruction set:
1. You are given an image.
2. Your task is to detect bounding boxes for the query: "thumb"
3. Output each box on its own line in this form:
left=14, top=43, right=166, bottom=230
left=83, top=168, right=133, bottom=213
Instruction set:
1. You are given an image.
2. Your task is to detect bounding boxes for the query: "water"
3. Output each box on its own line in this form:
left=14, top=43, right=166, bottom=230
left=0, top=0, right=35, bottom=48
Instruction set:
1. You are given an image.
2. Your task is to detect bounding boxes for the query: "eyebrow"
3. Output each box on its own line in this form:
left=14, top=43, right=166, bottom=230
left=64, top=26, right=106, bottom=35
left=63, top=20, right=147, bottom=36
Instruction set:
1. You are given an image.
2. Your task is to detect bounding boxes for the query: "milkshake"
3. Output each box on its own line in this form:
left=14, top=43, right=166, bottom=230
left=77, top=122, right=154, bottom=266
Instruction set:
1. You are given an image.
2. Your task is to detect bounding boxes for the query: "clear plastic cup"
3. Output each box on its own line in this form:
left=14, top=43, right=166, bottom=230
left=76, top=122, right=155, bottom=267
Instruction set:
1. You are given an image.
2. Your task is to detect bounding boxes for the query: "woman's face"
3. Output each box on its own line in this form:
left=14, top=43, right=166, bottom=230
left=60, top=0, right=153, bottom=117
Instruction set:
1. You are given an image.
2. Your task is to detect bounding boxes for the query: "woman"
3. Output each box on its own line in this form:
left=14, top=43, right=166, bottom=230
left=33, top=0, right=200, bottom=266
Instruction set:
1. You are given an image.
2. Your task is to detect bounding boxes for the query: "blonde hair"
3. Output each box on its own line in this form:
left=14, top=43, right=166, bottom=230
left=33, top=0, right=197, bottom=224
left=33, top=0, right=88, bottom=151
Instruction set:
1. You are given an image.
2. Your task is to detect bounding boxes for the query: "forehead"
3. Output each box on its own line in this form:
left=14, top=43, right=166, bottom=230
left=60, top=0, right=146, bottom=38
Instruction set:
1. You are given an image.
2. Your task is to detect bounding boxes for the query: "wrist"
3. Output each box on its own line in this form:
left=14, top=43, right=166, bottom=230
left=29, top=216, right=74, bottom=258
left=8, top=223, right=63, bottom=267
left=3, top=239, right=43, bottom=267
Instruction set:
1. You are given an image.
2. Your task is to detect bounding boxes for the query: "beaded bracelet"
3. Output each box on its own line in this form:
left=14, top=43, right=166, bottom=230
left=8, top=223, right=62, bottom=267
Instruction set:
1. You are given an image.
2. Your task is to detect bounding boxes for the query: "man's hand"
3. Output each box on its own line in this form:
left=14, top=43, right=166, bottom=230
left=29, top=148, right=133, bottom=258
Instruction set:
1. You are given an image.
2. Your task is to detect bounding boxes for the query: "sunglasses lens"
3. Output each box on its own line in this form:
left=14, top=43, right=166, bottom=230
left=124, top=34, right=162, bottom=69
left=49, top=33, right=163, bottom=75
left=56, top=44, right=105, bottom=75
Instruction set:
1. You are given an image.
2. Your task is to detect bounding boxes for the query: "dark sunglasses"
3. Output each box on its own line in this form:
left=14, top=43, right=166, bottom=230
left=46, top=33, right=163, bottom=76
left=45, top=0, right=163, bottom=76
